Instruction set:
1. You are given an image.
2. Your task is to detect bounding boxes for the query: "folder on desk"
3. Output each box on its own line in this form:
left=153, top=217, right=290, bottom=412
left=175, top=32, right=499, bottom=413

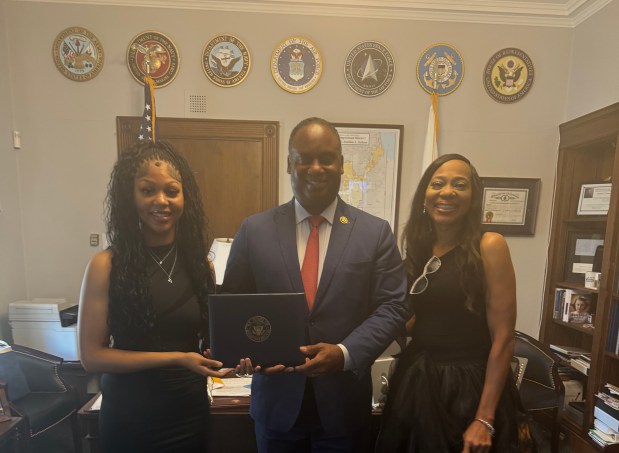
left=208, top=293, right=307, bottom=368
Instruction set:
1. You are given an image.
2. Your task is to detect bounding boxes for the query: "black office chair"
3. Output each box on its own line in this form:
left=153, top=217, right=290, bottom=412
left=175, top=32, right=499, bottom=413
left=1, top=344, right=82, bottom=452
left=514, top=330, right=565, bottom=453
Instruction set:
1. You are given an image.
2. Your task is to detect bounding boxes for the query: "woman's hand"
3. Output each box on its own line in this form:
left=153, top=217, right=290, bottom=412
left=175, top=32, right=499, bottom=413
left=179, top=352, right=232, bottom=378
left=461, top=420, right=492, bottom=453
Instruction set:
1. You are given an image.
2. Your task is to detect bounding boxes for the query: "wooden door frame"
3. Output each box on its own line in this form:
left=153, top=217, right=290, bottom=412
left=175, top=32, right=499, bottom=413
left=116, top=117, right=279, bottom=210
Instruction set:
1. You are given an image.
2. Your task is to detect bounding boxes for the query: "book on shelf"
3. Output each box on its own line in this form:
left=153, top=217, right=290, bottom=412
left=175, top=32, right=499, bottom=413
left=594, top=418, right=619, bottom=442
left=561, top=289, right=594, bottom=324
left=570, top=357, right=590, bottom=375
left=595, top=399, right=619, bottom=432
left=589, top=429, right=619, bottom=447
left=553, top=288, right=565, bottom=320
left=597, top=392, right=619, bottom=410
left=607, top=302, right=619, bottom=353
left=549, top=344, right=590, bottom=357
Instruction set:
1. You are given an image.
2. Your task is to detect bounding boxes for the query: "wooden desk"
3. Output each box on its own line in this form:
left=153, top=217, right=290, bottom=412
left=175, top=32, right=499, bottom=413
left=79, top=393, right=381, bottom=453
left=78, top=393, right=257, bottom=453
left=0, top=417, right=28, bottom=453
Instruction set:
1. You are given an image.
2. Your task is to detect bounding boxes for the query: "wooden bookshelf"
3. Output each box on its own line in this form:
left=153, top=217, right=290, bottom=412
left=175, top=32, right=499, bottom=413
left=540, top=102, right=619, bottom=451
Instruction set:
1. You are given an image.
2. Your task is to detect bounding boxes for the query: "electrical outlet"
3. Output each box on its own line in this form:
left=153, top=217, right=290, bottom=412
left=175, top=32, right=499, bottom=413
left=89, top=233, right=100, bottom=247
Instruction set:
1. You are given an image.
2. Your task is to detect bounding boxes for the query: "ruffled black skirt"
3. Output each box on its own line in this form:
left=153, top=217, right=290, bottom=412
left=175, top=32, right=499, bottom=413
left=375, top=348, right=520, bottom=453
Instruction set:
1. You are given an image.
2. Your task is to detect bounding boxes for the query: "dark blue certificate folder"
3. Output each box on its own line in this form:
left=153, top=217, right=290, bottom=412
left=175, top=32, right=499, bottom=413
left=208, top=293, right=307, bottom=368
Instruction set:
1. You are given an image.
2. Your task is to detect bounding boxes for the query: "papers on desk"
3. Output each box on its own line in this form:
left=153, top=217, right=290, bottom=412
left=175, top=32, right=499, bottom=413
left=89, top=393, right=102, bottom=412
left=211, top=377, right=252, bottom=397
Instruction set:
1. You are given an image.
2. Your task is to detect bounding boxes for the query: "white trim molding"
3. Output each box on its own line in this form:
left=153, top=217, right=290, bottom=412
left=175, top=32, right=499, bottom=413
left=11, top=0, right=614, bottom=27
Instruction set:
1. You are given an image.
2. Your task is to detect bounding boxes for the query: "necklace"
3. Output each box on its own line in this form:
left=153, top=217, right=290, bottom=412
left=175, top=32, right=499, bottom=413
left=147, top=246, right=178, bottom=284
left=149, top=244, right=175, bottom=265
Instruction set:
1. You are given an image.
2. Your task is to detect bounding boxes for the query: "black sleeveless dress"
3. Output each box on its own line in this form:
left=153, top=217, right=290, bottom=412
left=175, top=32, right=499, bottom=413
left=99, top=247, right=210, bottom=452
left=375, top=248, right=520, bottom=452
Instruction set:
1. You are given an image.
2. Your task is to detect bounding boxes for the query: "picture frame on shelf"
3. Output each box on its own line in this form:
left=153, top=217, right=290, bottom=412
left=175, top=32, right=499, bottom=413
left=480, top=177, right=541, bottom=236
left=577, top=182, right=611, bottom=215
left=564, top=229, right=605, bottom=283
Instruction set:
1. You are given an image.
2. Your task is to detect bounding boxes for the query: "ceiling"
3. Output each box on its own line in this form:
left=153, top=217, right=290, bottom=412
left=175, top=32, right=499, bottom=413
left=16, top=0, right=614, bottom=27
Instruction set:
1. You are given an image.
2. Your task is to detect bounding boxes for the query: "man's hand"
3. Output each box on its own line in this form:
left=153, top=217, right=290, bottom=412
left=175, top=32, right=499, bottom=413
left=235, top=357, right=294, bottom=376
left=294, top=343, right=344, bottom=377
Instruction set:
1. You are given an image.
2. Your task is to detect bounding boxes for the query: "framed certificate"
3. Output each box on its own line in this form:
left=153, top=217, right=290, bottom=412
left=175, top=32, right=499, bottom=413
left=577, top=183, right=611, bottom=215
left=563, top=230, right=605, bottom=283
left=480, top=177, right=541, bottom=236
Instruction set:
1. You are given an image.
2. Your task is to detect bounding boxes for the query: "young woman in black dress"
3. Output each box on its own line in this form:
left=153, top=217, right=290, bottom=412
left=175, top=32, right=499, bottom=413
left=79, top=141, right=229, bottom=452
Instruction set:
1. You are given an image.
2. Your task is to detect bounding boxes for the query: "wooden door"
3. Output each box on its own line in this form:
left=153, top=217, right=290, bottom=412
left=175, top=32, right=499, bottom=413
left=116, top=117, right=279, bottom=243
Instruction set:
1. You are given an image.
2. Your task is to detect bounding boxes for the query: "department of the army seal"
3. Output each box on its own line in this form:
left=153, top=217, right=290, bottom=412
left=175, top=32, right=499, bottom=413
left=344, top=41, right=395, bottom=97
left=417, top=43, right=464, bottom=96
left=245, top=316, right=272, bottom=343
left=271, top=36, right=322, bottom=94
left=52, top=27, right=104, bottom=82
left=127, top=31, right=180, bottom=88
left=483, top=48, right=534, bottom=104
left=202, top=34, right=251, bottom=88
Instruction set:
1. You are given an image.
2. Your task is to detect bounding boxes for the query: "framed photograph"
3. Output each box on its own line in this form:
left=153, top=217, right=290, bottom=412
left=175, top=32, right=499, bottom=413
left=333, top=123, right=403, bottom=234
left=0, top=387, right=11, bottom=421
left=480, top=177, right=541, bottom=236
left=564, top=230, right=605, bottom=283
left=577, top=182, right=611, bottom=215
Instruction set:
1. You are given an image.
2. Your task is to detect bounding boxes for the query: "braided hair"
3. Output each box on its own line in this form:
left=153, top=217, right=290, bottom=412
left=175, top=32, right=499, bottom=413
left=105, top=140, right=214, bottom=349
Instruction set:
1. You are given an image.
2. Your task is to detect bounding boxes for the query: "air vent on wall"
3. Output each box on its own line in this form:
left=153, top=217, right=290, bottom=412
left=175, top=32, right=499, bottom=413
left=185, top=92, right=208, bottom=118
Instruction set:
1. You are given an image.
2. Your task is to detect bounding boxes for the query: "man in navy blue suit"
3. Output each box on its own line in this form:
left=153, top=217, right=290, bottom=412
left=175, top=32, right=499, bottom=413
left=222, top=117, right=408, bottom=453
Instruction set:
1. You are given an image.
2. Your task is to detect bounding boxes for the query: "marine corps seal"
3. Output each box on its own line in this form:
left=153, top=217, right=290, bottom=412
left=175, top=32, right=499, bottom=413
left=344, top=41, right=395, bottom=97
left=417, top=43, right=464, bottom=96
left=483, top=48, right=534, bottom=104
left=127, top=31, right=180, bottom=87
left=52, top=27, right=104, bottom=82
left=271, top=36, right=322, bottom=94
left=202, top=34, right=251, bottom=88
left=245, top=316, right=272, bottom=343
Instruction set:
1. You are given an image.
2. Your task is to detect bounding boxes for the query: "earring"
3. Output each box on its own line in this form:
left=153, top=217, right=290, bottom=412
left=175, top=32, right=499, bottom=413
left=422, top=205, right=426, bottom=214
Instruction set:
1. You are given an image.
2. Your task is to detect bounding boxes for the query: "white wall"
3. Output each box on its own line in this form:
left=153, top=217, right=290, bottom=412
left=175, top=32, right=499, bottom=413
left=0, top=0, right=27, bottom=339
left=566, top=0, right=619, bottom=120
left=2, top=0, right=587, bottom=339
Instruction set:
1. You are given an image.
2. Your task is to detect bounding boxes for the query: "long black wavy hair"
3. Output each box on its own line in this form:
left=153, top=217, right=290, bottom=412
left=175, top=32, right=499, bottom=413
left=105, top=140, right=214, bottom=349
left=402, top=153, right=486, bottom=314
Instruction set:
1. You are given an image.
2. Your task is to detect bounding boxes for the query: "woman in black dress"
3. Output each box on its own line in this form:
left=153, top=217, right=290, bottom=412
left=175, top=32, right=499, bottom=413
left=376, top=154, right=522, bottom=452
left=79, top=141, right=229, bottom=452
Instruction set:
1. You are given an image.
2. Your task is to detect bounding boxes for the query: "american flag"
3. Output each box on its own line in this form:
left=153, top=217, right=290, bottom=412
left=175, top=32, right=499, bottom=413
left=138, top=76, right=157, bottom=142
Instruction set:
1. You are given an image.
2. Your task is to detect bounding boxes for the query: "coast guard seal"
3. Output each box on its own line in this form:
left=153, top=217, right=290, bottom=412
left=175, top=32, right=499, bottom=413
left=483, top=48, right=534, bottom=103
left=344, top=41, right=395, bottom=97
left=417, top=43, right=464, bottom=96
left=245, top=316, right=272, bottom=343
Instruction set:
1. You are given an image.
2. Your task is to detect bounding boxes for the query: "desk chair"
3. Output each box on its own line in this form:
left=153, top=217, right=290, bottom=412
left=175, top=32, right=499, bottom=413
left=514, top=331, right=565, bottom=453
left=1, top=344, right=82, bottom=452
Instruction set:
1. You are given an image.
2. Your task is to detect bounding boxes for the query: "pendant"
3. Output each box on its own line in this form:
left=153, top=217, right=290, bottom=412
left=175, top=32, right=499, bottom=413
left=168, top=277, right=173, bottom=283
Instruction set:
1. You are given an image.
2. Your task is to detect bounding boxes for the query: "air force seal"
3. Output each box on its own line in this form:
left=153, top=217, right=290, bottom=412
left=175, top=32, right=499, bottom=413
left=202, top=34, right=251, bottom=88
left=483, top=48, right=534, bottom=103
left=344, top=41, right=395, bottom=97
left=271, top=36, right=322, bottom=94
left=245, top=316, right=272, bottom=343
left=52, top=27, right=104, bottom=82
left=417, top=43, right=464, bottom=96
